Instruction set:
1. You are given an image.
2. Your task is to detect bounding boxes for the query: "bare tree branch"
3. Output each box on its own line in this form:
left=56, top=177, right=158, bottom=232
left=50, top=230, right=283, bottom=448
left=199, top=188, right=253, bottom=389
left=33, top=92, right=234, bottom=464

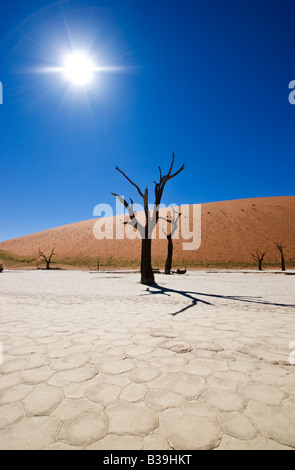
left=111, top=193, right=142, bottom=231
left=115, top=166, right=144, bottom=199
left=170, top=210, right=181, bottom=238
left=275, top=242, right=284, bottom=253
left=158, top=166, right=163, bottom=182
left=38, top=247, right=56, bottom=269
left=251, top=249, right=267, bottom=262
left=153, top=153, right=185, bottom=225
left=160, top=208, right=181, bottom=242
left=48, top=247, right=56, bottom=262
left=38, top=248, right=48, bottom=263
left=162, top=152, right=185, bottom=182
left=166, top=152, right=175, bottom=178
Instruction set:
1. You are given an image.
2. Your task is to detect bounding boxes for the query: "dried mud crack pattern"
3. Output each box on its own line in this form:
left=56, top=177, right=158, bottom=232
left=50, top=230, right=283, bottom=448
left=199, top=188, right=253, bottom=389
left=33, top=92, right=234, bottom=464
left=0, top=270, right=295, bottom=450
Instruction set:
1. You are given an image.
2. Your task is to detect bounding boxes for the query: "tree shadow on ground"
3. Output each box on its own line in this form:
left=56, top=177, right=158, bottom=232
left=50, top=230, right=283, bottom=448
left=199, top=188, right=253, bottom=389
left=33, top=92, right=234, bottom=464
left=143, top=284, right=295, bottom=316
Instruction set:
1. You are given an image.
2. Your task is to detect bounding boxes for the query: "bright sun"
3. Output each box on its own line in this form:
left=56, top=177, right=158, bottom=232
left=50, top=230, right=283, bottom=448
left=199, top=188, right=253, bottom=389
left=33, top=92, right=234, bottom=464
left=63, top=52, right=95, bottom=85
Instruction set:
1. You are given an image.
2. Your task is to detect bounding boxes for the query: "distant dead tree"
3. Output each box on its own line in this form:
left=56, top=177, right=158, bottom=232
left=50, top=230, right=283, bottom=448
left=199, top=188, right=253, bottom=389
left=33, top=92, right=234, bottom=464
left=0, top=263, right=4, bottom=273
left=165, top=234, right=173, bottom=275
left=161, top=207, right=181, bottom=275
left=275, top=243, right=286, bottom=271
left=250, top=249, right=267, bottom=271
left=38, top=247, right=56, bottom=270
left=112, top=152, right=185, bottom=284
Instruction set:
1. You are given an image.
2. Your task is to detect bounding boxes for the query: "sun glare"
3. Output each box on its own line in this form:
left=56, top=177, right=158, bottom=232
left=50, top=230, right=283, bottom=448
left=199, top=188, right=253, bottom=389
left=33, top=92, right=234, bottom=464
left=63, top=52, right=95, bottom=85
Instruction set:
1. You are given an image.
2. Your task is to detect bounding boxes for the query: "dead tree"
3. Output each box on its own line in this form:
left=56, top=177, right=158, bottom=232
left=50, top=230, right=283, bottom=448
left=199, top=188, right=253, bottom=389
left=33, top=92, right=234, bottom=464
left=250, top=249, right=267, bottom=271
left=0, top=263, right=4, bottom=273
left=275, top=243, right=286, bottom=271
left=165, top=233, right=173, bottom=275
left=38, top=247, right=56, bottom=270
left=161, top=208, right=181, bottom=274
left=112, top=153, right=185, bottom=285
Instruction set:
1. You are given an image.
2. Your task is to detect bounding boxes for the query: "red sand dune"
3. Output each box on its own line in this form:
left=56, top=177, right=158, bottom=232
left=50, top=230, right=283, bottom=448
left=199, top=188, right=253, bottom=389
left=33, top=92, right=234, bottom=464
left=1, top=196, right=295, bottom=268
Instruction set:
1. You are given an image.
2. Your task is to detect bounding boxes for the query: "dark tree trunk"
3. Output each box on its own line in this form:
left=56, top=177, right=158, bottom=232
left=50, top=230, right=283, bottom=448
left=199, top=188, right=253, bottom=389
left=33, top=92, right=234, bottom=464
left=141, top=236, right=155, bottom=285
left=276, top=243, right=286, bottom=272
left=165, top=234, right=173, bottom=274
left=46, top=261, right=50, bottom=270
left=258, top=260, right=262, bottom=271
left=281, top=254, right=286, bottom=271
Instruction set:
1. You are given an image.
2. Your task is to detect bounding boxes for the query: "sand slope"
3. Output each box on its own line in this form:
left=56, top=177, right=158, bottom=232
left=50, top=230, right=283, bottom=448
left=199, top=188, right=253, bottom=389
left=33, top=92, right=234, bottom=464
left=1, top=196, right=295, bottom=267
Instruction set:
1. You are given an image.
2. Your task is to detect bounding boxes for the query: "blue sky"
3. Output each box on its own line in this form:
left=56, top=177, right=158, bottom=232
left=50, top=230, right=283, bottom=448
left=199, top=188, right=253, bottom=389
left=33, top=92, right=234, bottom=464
left=0, top=0, right=294, bottom=241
